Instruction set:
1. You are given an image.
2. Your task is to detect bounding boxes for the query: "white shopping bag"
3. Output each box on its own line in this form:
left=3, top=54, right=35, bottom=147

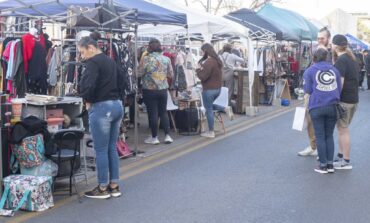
left=292, top=107, right=307, bottom=131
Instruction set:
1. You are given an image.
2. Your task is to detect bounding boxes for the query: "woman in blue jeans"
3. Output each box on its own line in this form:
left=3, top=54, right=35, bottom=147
left=196, top=43, right=232, bottom=138
left=304, top=48, right=342, bottom=174
left=78, top=37, right=124, bottom=199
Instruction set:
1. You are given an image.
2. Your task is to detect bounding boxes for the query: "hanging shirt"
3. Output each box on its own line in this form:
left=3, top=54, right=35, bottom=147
left=48, top=46, right=62, bottom=87
left=22, top=33, right=36, bottom=74
left=6, top=40, right=20, bottom=80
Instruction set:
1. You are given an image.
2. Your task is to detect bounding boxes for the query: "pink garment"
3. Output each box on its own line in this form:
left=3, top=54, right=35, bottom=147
left=7, top=80, right=13, bottom=95
left=2, top=42, right=11, bottom=61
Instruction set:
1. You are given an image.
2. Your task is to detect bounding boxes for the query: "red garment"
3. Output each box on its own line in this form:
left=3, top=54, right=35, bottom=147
left=22, top=33, right=36, bottom=73
left=163, top=52, right=176, bottom=70
left=288, top=56, right=299, bottom=74
left=39, top=34, right=45, bottom=48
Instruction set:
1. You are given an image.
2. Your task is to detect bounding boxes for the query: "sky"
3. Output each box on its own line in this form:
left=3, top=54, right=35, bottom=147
left=271, top=0, right=370, bottom=19
left=178, top=0, right=370, bottom=20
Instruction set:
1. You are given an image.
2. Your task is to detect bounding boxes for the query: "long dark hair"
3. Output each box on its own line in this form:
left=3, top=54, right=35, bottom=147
left=199, top=43, right=223, bottom=68
left=333, top=45, right=357, bottom=63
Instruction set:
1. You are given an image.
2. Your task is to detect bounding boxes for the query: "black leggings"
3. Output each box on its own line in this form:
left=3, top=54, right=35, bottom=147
left=143, top=89, right=170, bottom=137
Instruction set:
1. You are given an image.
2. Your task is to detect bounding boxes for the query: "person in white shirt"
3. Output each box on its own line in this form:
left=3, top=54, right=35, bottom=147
left=220, top=44, right=245, bottom=100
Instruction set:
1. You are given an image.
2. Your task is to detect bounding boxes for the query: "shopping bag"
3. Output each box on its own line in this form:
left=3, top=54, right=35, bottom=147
left=292, top=107, right=307, bottom=131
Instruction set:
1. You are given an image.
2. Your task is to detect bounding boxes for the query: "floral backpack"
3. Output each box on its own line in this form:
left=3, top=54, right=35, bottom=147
left=11, top=134, right=45, bottom=170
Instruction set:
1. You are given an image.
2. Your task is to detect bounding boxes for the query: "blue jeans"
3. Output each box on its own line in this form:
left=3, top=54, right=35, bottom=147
left=202, top=89, right=224, bottom=131
left=89, top=100, right=123, bottom=187
left=309, top=104, right=337, bottom=167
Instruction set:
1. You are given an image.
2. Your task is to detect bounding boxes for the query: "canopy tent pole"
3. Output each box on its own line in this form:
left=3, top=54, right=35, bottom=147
left=248, top=38, right=254, bottom=114
left=133, top=10, right=139, bottom=156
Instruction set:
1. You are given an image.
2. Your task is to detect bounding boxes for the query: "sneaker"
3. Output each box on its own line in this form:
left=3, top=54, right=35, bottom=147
left=314, top=166, right=328, bottom=174
left=327, top=164, right=335, bottom=173
left=144, top=136, right=160, bottom=145
left=85, top=186, right=111, bottom=199
left=334, top=160, right=353, bottom=170
left=164, top=135, right=173, bottom=144
left=108, top=185, right=122, bottom=198
left=225, top=106, right=234, bottom=121
left=298, top=146, right=317, bottom=156
left=201, top=131, right=215, bottom=138
left=333, top=156, right=343, bottom=163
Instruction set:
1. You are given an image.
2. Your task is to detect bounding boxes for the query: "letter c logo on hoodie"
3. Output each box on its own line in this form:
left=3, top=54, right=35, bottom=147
left=315, top=69, right=338, bottom=92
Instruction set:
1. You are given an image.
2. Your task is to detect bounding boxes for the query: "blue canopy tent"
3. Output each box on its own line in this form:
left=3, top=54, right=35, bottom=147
left=225, top=8, right=300, bottom=41
left=345, top=33, right=369, bottom=50
left=113, top=0, right=187, bottom=26
left=0, top=0, right=187, bottom=26
left=257, top=4, right=319, bottom=41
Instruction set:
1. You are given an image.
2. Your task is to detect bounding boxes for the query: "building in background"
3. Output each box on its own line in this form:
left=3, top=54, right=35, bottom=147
left=321, top=9, right=357, bottom=36
left=351, top=12, right=370, bottom=43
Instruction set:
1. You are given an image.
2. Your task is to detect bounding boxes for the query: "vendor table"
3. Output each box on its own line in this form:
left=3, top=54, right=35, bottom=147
left=21, top=96, right=88, bottom=184
left=235, top=68, right=259, bottom=114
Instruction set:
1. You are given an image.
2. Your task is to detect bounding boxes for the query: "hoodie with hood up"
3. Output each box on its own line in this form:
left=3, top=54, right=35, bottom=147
left=303, top=61, right=342, bottom=110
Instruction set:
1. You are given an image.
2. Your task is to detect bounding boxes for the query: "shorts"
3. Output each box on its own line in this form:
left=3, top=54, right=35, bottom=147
left=337, top=102, right=357, bottom=128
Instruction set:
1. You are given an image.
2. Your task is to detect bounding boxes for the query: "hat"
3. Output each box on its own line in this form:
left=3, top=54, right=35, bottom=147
left=332, top=34, right=348, bottom=46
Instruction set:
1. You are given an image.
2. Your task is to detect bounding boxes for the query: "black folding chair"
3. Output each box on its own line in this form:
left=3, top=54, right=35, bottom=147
left=50, top=130, right=84, bottom=196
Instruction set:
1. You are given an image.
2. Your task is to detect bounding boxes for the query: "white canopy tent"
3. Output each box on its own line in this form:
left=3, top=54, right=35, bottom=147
left=138, top=0, right=256, bottom=113
left=138, top=0, right=250, bottom=41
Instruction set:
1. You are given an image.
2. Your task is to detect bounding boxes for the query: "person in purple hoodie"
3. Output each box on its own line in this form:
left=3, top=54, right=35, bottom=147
left=303, top=48, right=342, bottom=174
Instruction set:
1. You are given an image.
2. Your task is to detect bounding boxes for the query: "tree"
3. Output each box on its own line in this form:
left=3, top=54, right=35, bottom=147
left=186, top=0, right=282, bottom=14
left=357, top=19, right=370, bottom=42
left=249, top=0, right=282, bottom=10
left=190, top=0, right=241, bottom=15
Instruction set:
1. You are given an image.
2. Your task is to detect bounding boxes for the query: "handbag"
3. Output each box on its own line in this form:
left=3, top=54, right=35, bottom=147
left=292, top=107, right=307, bottom=131
left=116, top=139, right=133, bottom=158
left=0, top=175, right=54, bottom=216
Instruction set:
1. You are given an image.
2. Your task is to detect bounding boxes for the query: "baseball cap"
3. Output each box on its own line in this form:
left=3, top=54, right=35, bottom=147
left=332, top=34, right=348, bottom=46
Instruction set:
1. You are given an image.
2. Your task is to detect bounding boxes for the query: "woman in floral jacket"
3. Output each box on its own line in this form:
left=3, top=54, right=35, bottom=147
left=138, top=39, right=174, bottom=145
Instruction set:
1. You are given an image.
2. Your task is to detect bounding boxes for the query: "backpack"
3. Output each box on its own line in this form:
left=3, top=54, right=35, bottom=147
left=0, top=175, right=53, bottom=216
left=221, top=53, right=234, bottom=81
left=12, top=134, right=45, bottom=170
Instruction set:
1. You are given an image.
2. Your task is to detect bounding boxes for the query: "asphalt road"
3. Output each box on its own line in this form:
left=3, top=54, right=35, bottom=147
left=12, top=91, right=370, bottom=223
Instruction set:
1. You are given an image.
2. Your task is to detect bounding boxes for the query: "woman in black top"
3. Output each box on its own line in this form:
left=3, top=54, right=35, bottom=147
left=78, top=37, right=124, bottom=199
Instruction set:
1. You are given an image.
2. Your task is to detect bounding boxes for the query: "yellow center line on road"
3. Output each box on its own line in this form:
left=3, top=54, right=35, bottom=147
left=6, top=106, right=296, bottom=223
